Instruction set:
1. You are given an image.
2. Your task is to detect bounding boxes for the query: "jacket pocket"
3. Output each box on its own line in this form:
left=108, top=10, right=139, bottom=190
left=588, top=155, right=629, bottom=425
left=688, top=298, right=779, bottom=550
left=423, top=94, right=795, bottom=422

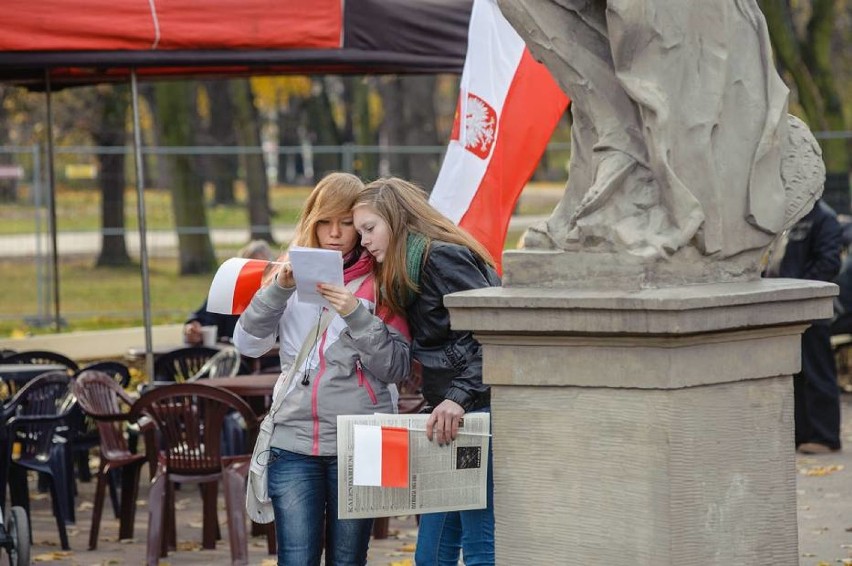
left=356, top=360, right=378, bottom=405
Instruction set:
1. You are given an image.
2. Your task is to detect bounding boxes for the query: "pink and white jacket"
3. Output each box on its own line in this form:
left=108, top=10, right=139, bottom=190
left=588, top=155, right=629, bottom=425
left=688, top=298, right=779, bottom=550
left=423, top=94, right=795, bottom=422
left=234, top=251, right=411, bottom=456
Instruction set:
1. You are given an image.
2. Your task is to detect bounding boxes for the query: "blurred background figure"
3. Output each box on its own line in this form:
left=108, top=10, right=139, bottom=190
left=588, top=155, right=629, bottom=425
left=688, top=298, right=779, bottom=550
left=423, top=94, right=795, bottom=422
left=772, top=200, right=844, bottom=454
left=183, top=239, right=276, bottom=345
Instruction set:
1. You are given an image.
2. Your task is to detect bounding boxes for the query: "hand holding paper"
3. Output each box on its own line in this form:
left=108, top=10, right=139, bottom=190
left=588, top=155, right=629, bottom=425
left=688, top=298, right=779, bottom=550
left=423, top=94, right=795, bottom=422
left=206, top=247, right=344, bottom=314
left=288, top=246, right=344, bottom=308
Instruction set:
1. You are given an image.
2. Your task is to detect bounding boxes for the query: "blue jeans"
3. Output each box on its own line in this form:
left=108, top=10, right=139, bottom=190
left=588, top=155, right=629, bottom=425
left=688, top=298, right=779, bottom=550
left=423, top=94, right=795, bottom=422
left=415, top=410, right=495, bottom=566
left=267, top=448, right=373, bottom=566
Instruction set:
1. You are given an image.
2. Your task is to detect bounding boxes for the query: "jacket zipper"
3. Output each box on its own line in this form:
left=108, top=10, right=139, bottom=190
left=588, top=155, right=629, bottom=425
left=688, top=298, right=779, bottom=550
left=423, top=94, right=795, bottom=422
left=356, top=360, right=378, bottom=405
left=310, top=329, right=329, bottom=455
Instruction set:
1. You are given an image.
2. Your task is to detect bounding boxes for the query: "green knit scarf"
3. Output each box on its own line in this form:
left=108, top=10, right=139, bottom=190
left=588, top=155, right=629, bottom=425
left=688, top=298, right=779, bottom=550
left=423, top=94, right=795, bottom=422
left=403, top=232, right=428, bottom=305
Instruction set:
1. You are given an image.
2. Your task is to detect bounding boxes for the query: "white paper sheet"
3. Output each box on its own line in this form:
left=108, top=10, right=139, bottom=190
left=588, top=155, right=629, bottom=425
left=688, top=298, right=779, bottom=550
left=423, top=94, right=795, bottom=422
left=288, top=246, right=344, bottom=307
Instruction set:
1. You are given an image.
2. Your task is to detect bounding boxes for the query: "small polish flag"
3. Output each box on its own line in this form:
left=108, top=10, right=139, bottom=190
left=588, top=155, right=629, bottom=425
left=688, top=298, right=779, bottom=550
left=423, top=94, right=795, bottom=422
left=353, top=425, right=409, bottom=488
left=430, top=0, right=570, bottom=272
left=206, top=257, right=271, bottom=315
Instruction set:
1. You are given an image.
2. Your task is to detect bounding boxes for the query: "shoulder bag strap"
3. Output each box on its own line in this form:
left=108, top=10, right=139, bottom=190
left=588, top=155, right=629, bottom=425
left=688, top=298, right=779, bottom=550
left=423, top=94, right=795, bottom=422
left=268, top=273, right=370, bottom=416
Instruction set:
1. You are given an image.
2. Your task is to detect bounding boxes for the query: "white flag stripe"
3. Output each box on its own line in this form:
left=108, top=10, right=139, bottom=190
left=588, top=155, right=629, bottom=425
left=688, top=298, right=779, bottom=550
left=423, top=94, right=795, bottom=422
left=430, top=0, right=526, bottom=222
left=206, top=257, right=251, bottom=314
left=353, top=424, right=383, bottom=487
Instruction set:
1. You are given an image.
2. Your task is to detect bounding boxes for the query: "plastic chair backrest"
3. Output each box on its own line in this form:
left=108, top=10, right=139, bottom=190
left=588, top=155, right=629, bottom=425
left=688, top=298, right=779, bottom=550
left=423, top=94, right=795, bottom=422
left=191, top=346, right=242, bottom=380
left=129, top=383, right=257, bottom=476
left=7, top=371, right=74, bottom=460
left=76, top=361, right=132, bottom=388
left=153, top=347, right=219, bottom=383
left=4, top=350, right=79, bottom=372
left=72, top=370, right=136, bottom=456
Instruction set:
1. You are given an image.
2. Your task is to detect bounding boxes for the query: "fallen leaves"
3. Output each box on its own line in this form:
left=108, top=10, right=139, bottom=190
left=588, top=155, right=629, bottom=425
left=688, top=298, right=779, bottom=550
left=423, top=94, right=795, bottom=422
left=799, top=464, right=845, bottom=477
left=33, top=550, right=73, bottom=562
left=389, top=560, right=413, bottom=566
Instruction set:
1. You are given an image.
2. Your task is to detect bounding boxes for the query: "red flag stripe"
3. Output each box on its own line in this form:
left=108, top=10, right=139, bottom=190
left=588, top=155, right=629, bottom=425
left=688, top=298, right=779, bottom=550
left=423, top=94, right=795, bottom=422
left=458, top=49, right=569, bottom=269
left=380, top=426, right=409, bottom=488
left=231, top=259, right=269, bottom=315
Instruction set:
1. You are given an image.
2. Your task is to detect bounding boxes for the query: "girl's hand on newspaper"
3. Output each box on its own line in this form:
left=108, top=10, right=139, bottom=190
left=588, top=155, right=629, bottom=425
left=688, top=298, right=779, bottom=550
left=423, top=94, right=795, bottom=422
left=275, top=262, right=295, bottom=288
left=426, top=399, right=465, bottom=445
left=317, top=283, right=359, bottom=316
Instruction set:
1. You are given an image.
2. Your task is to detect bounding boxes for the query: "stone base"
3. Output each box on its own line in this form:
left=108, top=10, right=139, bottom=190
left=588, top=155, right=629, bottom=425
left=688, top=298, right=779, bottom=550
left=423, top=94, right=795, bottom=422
left=444, top=279, right=836, bottom=565
left=502, top=249, right=762, bottom=290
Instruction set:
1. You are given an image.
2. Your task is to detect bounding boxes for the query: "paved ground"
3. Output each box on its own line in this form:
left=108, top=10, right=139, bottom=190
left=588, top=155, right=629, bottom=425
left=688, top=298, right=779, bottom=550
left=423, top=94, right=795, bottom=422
left=13, top=392, right=852, bottom=565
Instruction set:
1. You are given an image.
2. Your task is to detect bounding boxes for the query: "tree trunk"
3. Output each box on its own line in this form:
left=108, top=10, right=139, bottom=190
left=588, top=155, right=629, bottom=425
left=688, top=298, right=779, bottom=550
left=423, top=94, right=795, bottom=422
left=277, top=99, right=304, bottom=184
left=401, top=76, right=440, bottom=191
left=0, top=86, right=18, bottom=202
left=379, top=77, right=406, bottom=178
left=306, top=78, right=343, bottom=178
left=154, top=81, right=216, bottom=275
left=202, top=80, right=239, bottom=205
left=93, top=85, right=132, bottom=267
left=759, top=0, right=849, bottom=176
left=138, top=83, right=170, bottom=190
left=232, top=79, right=274, bottom=243
left=353, top=77, right=378, bottom=179
left=378, top=76, right=440, bottom=191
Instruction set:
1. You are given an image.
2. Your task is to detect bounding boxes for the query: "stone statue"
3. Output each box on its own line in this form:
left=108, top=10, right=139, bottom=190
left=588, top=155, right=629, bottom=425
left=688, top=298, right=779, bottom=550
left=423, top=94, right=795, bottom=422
left=497, top=0, right=825, bottom=284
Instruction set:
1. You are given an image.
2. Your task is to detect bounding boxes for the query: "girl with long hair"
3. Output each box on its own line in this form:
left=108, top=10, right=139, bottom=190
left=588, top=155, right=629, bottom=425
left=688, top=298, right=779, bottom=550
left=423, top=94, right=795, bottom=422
left=353, top=177, right=499, bottom=565
left=236, top=172, right=411, bottom=565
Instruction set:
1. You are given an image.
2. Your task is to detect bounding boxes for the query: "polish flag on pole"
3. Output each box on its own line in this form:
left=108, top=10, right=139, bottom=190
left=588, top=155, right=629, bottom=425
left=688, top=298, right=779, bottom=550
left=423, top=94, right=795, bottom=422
left=353, top=425, right=409, bottom=488
left=207, top=258, right=271, bottom=315
left=429, top=0, right=569, bottom=272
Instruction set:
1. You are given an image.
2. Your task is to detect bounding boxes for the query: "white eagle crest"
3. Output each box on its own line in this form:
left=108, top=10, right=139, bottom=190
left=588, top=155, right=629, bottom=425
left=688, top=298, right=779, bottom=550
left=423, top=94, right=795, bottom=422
left=464, top=94, right=496, bottom=157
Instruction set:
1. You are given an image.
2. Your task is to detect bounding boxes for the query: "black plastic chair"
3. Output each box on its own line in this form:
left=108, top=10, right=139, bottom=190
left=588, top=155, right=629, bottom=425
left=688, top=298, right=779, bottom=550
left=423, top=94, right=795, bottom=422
left=4, top=372, right=76, bottom=550
left=153, top=347, right=219, bottom=383
left=3, top=351, right=78, bottom=373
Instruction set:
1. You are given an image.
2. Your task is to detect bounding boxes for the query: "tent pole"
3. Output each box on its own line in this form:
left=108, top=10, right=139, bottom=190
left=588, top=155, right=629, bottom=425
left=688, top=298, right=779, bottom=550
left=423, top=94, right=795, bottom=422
left=44, top=70, right=61, bottom=333
left=130, top=70, right=155, bottom=380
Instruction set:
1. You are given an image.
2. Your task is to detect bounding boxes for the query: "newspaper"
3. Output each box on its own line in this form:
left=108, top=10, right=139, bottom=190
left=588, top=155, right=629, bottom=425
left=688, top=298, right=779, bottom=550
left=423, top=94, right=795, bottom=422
left=337, top=413, right=490, bottom=519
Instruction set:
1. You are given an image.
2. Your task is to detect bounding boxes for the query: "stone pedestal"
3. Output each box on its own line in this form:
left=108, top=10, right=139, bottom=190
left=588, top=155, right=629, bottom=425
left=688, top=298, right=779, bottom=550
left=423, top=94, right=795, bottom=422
left=445, top=278, right=836, bottom=565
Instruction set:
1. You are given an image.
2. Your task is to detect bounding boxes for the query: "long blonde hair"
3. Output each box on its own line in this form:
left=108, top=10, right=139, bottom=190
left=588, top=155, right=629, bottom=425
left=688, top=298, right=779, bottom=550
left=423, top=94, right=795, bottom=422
left=292, top=172, right=364, bottom=248
left=354, top=177, right=494, bottom=314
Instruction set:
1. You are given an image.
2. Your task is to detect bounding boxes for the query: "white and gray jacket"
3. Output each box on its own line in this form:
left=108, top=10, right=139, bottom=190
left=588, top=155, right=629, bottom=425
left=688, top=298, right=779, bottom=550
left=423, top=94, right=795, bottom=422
left=234, top=273, right=411, bottom=457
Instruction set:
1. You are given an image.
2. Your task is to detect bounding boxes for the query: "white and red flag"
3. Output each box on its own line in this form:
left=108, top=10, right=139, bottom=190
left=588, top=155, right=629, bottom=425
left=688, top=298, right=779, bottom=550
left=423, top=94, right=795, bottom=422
left=429, top=0, right=569, bottom=272
left=352, top=424, right=409, bottom=488
left=206, top=257, right=271, bottom=315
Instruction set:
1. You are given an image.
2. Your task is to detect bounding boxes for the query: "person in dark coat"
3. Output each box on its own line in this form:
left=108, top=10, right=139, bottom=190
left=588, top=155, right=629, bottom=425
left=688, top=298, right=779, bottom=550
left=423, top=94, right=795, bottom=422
left=184, top=240, right=275, bottom=344
left=778, top=200, right=843, bottom=454
left=353, top=178, right=499, bottom=565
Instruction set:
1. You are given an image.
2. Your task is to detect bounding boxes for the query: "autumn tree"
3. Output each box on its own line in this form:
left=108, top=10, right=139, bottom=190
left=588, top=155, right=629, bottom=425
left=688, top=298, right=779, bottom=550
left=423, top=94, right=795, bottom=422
left=759, top=0, right=851, bottom=208
left=154, top=80, right=216, bottom=275
left=92, top=84, right=132, bottom=267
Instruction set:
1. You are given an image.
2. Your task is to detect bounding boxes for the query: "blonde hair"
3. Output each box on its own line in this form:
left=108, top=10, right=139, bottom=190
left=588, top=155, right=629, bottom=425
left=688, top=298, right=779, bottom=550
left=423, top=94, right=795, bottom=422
left=354, top=177, right=494, bottom=314
left=292, top=172, right=364, bottom=248
left=262, top=172, right=364, bottom=288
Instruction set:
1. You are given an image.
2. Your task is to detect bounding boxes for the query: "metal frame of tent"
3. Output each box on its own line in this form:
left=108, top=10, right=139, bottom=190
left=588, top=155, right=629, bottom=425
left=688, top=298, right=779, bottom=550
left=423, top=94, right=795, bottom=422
left=0, top=0, right=473, bottom=377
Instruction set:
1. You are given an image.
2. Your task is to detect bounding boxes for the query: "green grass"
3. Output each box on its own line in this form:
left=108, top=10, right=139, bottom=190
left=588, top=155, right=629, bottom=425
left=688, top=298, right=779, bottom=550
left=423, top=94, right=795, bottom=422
left=0, top=183, right=312, bottom=234
left=0, top=256, right=214, bottom=337
left=0, top=183, right=561, bottom=338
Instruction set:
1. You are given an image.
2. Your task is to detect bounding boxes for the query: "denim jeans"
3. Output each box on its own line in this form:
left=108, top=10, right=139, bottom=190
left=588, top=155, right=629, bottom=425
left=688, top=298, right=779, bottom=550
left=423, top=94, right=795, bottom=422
left=267, top=448, right=374, bottom=565
left=414, top=409, right=494, bottom=566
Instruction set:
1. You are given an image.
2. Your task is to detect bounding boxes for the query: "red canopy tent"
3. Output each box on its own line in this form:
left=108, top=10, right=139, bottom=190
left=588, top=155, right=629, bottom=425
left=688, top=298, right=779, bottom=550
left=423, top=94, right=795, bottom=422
left=0, top=0, right=472, bottom=85
left=0, top=0, right=474, bottom=374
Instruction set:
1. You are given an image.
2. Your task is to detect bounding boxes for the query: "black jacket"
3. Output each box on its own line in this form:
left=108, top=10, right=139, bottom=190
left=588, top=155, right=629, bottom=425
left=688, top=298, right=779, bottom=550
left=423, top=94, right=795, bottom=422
left=186, top=299, right=239, bottom=341
left=779, top=200, right=842, bottom=282
left=407, top=241, right=501, bottom=411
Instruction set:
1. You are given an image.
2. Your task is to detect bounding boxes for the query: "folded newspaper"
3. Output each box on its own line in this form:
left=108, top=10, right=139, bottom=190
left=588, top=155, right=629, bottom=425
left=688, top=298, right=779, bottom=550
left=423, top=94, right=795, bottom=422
left=337, top=413, right=490, bottom=519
